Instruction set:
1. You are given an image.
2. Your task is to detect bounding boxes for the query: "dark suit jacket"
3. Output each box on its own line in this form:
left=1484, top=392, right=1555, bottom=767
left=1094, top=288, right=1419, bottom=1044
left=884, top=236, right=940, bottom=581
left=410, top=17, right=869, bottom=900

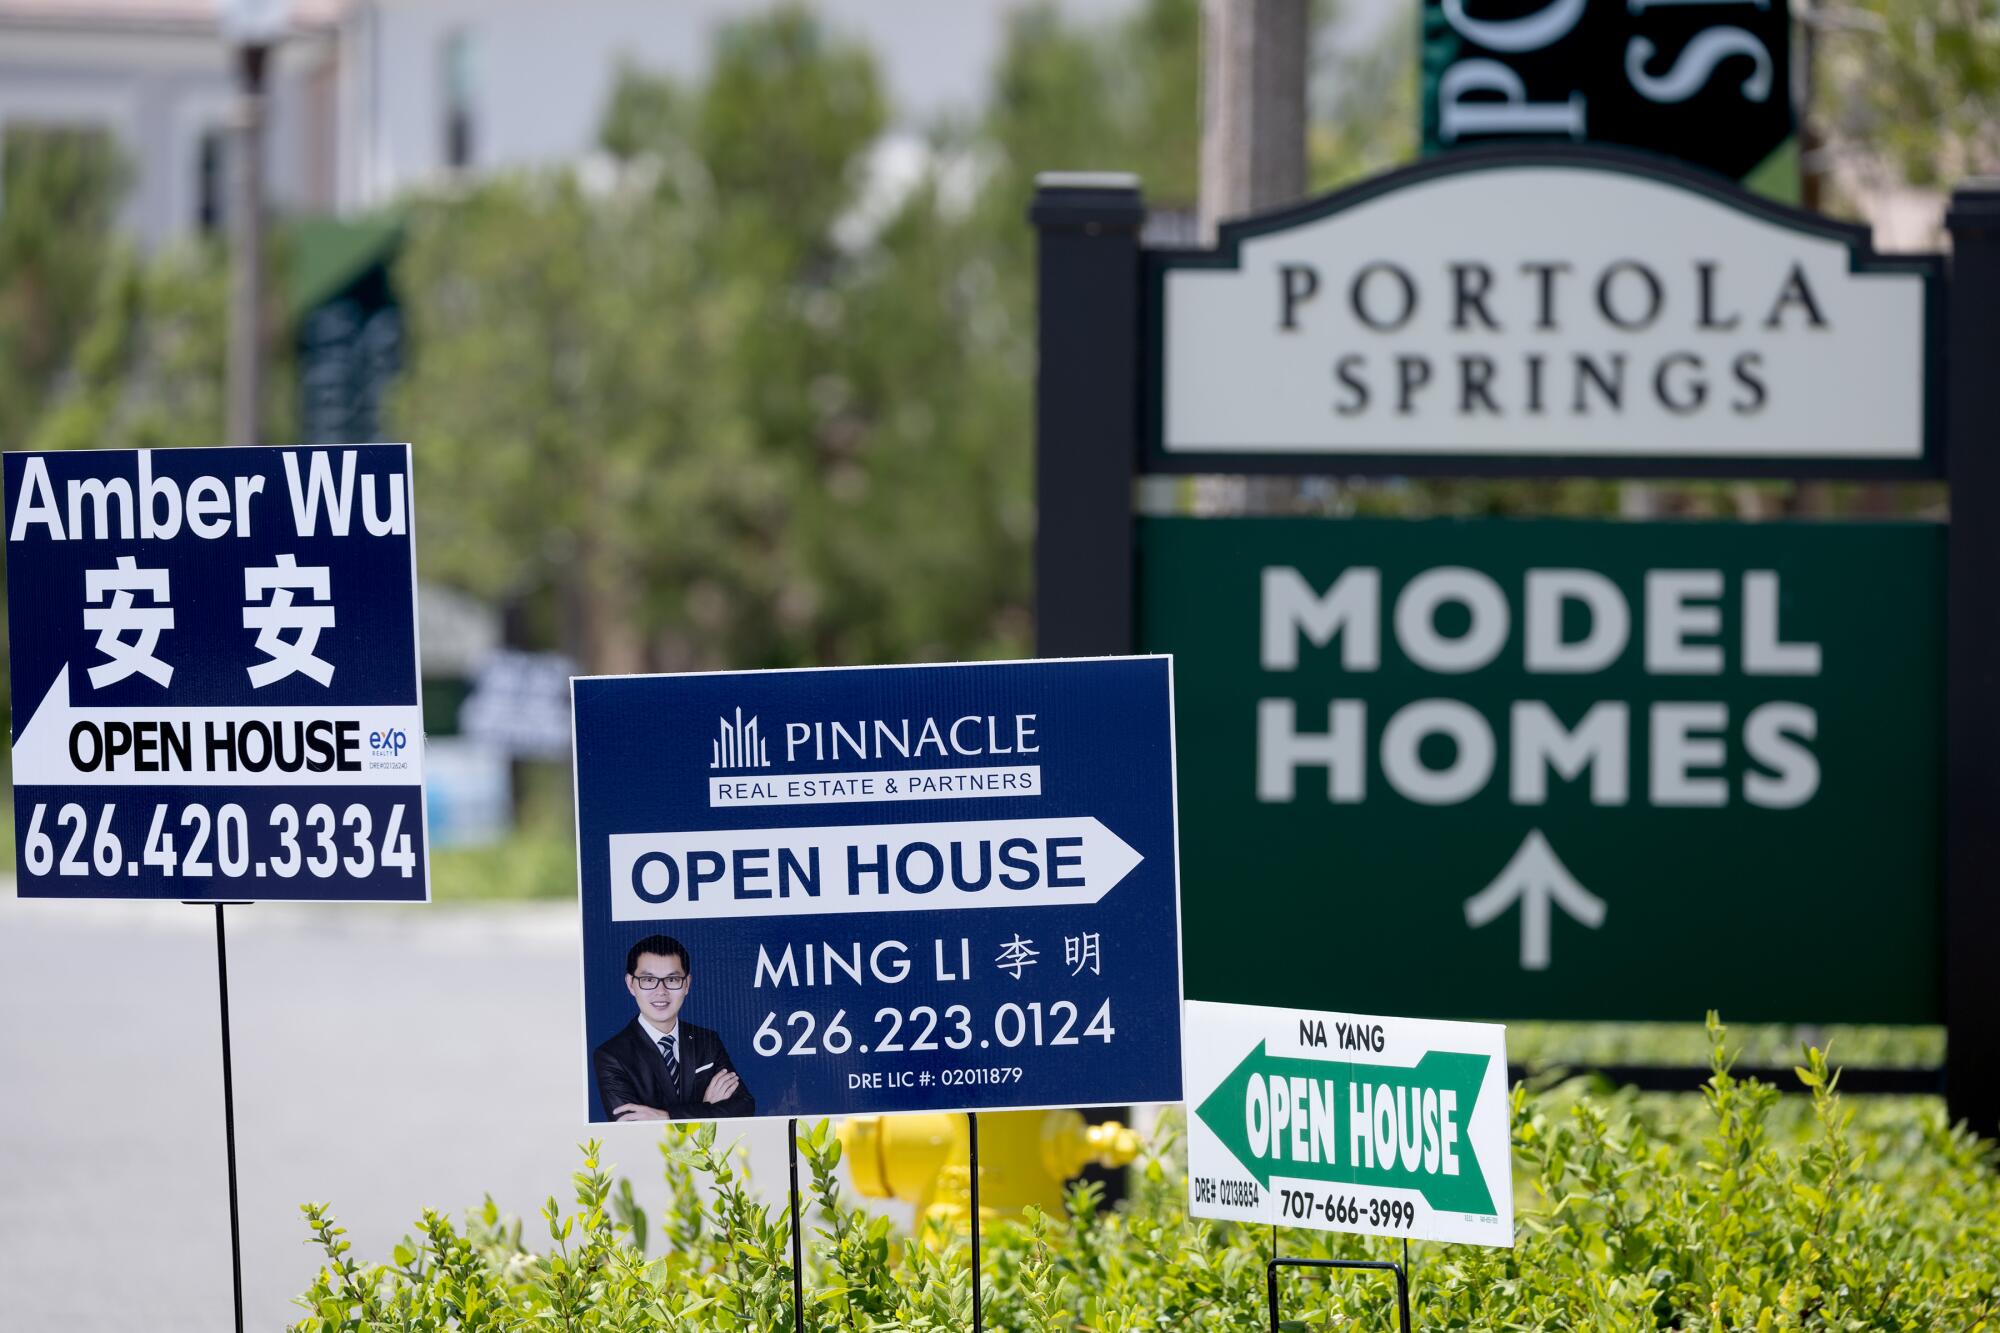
left=593, top=1018, right=756, bottom=1121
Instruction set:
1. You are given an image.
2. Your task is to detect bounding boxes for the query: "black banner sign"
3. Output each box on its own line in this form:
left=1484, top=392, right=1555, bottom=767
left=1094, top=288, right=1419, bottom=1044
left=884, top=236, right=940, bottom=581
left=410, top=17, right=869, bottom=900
left=1420, top=0, right=1796, bottom=198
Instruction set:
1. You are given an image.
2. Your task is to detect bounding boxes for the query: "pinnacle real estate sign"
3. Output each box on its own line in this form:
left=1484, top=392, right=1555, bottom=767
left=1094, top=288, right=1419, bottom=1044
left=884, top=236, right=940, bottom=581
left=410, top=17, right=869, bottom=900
left=1420, top=0, right=1796, bottom=197
left=4, top=445, right=428, bottom=901
left=1185, top=1001, right=1513, bottom=1248
left=571, top=658, right=1184, bottom=1123
left=1150, top=150, right=1937, bottom=474
left=1140, top=517, right=1943, bottom=1024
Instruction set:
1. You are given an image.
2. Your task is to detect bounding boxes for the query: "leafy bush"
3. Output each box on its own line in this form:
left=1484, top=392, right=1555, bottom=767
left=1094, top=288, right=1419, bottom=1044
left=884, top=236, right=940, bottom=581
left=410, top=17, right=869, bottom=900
left=428, top=829, right=577, bottom=904
left=291, top=1019, right=1999, bottom=1331
left=1508, top=1019, right=1947, bottom=1072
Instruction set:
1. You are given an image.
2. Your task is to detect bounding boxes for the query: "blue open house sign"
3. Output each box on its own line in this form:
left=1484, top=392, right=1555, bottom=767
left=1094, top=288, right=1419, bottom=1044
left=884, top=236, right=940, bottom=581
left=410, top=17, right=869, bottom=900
left=5, top=445, right=427, bottom=901
left=572, top=657, right=1183, bottom=1122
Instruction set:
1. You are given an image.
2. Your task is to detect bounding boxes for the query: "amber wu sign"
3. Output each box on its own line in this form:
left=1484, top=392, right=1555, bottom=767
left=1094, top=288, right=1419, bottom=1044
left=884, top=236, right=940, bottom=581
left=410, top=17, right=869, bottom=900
left=1150, top=148, right=1940, bottom=475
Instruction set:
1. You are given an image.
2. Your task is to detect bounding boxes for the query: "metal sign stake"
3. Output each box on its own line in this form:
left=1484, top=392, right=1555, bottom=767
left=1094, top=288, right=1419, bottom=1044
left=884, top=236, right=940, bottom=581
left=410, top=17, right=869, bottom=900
left=192, top=901, right=249, bottom=1333
left=787, top=1118, right=806, bottom=1333
left=1266, top=1255, right=1410, bottom=1333
left=780, top=1113, right=983, bottom=1333
left=968, top=1112, right=984, bottom=1333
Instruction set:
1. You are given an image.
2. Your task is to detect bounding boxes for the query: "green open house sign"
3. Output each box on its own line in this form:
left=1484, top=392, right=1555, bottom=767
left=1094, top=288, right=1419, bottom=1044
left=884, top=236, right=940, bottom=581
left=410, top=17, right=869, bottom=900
left=1185, top=1001, right=1513, bottom=1247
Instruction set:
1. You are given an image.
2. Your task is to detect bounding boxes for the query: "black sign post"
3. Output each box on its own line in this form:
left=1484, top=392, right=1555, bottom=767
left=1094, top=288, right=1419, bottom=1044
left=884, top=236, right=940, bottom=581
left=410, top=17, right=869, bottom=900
left=1031, top=154, right=2000, bottom=1139
left=1029, top=173, right=1144, bottom=660
left=1944, top=183, right=2000, bottom=1135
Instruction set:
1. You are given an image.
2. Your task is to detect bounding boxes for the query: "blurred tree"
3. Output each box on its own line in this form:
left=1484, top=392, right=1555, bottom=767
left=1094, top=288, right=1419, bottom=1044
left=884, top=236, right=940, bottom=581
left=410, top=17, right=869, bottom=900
left=26, top=245, right=231, bottom=455
left=981, top=0, right=1201, bottom=216
left=1815, top=0, right=2000, bottom=192
left=1309, top=8, right=1418, bottom=193
left=700, top=8, right=889, bottom=256
left=391, top=0, right=1423, bottom=675
left=750, top=0, right=1204, bottom=664
left=807, top=165, right=1036, bottom=664
left=391, top=170, right=780, bottom=673
left=0, top=126, right=128, bottom=450
left=394, top=6, right=886, bottom=673
left=6, top=127, right=299, bottom=462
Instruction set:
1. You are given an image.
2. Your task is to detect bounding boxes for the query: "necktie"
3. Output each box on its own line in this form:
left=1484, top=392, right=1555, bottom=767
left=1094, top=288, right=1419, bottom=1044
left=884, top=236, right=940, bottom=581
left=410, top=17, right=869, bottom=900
left=658, top=1034, right=680, bottom=1096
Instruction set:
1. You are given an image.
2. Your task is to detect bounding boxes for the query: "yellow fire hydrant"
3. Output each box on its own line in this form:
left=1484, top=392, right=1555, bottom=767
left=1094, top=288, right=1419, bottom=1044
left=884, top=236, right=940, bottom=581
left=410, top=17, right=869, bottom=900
left=838, top=1108, right=1139, bottom=1229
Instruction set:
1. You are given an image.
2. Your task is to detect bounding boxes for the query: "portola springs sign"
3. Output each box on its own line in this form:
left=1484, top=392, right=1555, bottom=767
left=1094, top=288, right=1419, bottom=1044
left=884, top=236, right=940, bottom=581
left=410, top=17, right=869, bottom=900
left=1150, top=148, right=1938, bottom=472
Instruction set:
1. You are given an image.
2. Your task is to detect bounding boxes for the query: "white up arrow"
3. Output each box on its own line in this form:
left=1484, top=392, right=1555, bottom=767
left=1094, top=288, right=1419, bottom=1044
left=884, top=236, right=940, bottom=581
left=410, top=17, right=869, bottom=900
left=1462, top=830, right=1607, bottom=971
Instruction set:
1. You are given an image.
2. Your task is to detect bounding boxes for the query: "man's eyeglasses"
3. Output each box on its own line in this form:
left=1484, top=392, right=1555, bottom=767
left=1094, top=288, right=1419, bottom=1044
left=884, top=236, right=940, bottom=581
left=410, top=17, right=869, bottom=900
left=632, top=973, right=689, bottom=991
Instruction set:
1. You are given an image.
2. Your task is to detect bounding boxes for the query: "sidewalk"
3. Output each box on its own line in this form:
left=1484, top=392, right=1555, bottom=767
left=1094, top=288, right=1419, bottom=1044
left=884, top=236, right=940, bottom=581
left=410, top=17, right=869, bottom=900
left=0, top=890, right=846, bottom=1333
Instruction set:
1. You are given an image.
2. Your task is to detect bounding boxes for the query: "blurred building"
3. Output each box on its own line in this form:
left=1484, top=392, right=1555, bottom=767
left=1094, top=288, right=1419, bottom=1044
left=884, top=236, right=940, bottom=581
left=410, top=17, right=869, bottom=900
left=334, top=0, right=1151, bottom=213
left=0, top=0, right=345, bottom=248
left=0, top=0, right=1148, bottom=249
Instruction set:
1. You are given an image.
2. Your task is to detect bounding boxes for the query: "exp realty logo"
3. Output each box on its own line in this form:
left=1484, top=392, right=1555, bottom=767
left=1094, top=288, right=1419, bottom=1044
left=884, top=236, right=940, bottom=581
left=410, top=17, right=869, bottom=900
left=369, top=725, right=410, bottom=759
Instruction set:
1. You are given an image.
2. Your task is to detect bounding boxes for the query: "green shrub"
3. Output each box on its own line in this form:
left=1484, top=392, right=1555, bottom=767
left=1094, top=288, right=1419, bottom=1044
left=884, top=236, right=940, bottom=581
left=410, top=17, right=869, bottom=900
left=427, top=829, right=577, bottom=903
left=290, top=1018, right=2000, bottom=1331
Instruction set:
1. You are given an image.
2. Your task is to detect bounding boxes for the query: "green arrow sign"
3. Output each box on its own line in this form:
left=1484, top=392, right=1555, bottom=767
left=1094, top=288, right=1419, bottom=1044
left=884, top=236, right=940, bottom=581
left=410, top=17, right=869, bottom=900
left=1194, top=1040, right=1494, bottom=1216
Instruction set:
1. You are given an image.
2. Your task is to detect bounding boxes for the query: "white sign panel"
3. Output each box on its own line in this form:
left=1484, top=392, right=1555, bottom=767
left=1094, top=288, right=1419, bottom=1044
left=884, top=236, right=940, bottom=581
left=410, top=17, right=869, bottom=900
left=1160, top=154, right=1934, bottom=464
left=1184, top=1000, right=1513, bottom=1248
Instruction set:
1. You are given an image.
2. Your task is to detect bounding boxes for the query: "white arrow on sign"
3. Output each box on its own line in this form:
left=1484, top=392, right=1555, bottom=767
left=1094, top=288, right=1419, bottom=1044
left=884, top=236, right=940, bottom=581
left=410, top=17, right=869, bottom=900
left=609, top=816, right=1144, bottom=922
left=1462, top=829, right=1607, bottom=971
left=11, top=665, right=424, bottom=786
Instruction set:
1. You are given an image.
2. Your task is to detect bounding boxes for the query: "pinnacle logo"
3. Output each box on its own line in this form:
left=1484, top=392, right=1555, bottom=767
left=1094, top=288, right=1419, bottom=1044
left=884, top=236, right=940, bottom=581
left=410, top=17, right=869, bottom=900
left=711, top=707, right=770, bottom=771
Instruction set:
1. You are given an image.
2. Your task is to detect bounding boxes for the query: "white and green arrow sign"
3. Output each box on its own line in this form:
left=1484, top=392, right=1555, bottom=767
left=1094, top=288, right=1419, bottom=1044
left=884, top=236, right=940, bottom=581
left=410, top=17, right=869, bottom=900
left=1184, top=1001, right=1514, bottom=1248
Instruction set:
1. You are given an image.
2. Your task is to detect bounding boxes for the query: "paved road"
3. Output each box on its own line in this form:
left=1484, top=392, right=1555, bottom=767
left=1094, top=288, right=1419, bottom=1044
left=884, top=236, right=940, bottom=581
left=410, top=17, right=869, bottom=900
left=0, top=891, right=876, bottom=1333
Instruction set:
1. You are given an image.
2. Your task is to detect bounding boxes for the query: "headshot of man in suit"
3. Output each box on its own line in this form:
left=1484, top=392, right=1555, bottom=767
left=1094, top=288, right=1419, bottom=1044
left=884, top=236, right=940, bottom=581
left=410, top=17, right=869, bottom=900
left=593, top=934, right=756, bottom=1122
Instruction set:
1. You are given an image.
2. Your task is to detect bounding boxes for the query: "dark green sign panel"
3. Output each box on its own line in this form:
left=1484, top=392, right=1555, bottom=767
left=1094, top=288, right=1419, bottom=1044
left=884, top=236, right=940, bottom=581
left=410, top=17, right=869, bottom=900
left=1421, top=0, right=1797, bottom=200
left=293, top=216, right=403, bottom=447
left=1140, top=516, right=1942, bottom=1024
